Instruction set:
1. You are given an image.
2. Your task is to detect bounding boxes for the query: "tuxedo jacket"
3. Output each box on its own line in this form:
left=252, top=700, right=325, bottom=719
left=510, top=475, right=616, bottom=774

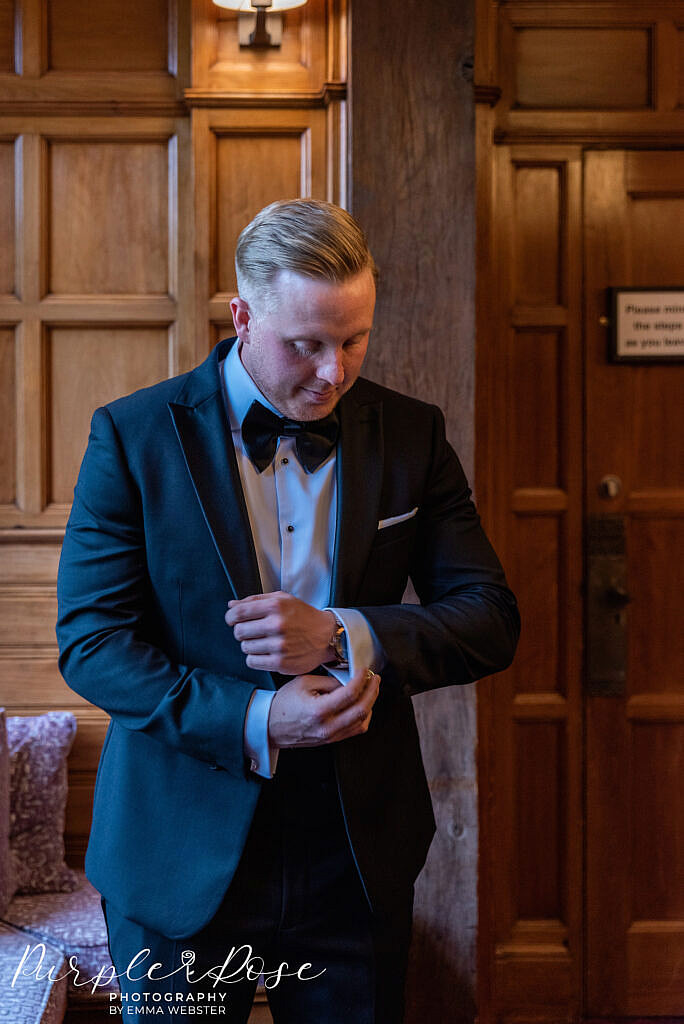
left=56, top=337, right=519, bottom=940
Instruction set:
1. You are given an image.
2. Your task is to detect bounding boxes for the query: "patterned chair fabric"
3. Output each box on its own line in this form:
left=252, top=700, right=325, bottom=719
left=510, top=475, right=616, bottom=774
left=0, top=712, right=118, bottom=1020
left=2, top=870, right=118, bottom=1004
left=6, top=712, right=78, bottom=897
left=0, top=920, right=68, bottom=1024
left=0, top=712, right=10, bottom=916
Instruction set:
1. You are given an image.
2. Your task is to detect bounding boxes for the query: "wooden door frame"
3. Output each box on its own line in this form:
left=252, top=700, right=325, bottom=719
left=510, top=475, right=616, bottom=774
left=475, top=133, right=684, bottom=1024
left=475, top=0, right=684, bottom=1018
left=474, top=123, right=586, bottom=1024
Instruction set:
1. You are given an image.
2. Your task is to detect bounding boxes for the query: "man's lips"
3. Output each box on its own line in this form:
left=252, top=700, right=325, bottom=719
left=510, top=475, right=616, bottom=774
left=302, top=388, right=337, bottom=401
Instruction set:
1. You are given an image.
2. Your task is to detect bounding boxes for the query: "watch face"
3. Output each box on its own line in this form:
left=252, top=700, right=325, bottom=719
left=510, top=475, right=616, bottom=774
left=333, top=623, right=347, bottom=662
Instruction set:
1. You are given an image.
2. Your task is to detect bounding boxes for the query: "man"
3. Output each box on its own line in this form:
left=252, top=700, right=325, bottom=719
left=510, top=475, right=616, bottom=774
left=56, top=200, right=519, bottom=1023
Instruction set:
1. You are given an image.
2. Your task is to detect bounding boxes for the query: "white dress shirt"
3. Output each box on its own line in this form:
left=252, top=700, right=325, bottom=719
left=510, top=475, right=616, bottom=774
left=221, top=342, right=381, bottom=778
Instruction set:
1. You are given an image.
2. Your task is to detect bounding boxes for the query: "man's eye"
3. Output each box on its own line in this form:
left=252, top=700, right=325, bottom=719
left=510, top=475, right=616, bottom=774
left=292, top=341, right=318, bottom=356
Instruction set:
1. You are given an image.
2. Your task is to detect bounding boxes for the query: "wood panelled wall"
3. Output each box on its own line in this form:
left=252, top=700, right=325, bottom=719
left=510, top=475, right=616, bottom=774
left=0, top=0, right=194, bottom=864
left=475, top=2, right=684, bottom=1022
left=0, top=0, right=346, bottom=873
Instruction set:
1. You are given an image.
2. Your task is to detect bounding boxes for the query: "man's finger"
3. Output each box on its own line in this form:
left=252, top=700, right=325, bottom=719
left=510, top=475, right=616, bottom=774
left=339, top=666, right=379, bottom=701
left=227, top=591, right=284, bottom=608
left=334, top=695, right=377, bottom=733
left=314, top=668, right=379, bottom=714
left=245, top=654, right=284, bottom=670
left=301, top=674, right=343, bottom=695
left=318, top=697, right=377, bottom=744
left=231, top=617, right=278, bottom=641
left=330, top=715, right=374, bottom=744
left=225, top=602, right=274, bottom=626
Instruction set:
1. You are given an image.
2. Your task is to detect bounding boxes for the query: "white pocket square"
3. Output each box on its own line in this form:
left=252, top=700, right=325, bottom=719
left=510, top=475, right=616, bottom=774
left=377, top=507, right=419, bottom=530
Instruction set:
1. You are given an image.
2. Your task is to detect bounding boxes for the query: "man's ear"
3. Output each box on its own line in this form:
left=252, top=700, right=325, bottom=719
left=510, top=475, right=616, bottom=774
left=230, top=296, right=253, bottom=341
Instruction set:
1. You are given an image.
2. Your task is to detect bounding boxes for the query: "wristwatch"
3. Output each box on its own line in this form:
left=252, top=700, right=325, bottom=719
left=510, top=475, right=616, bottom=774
left=326, top=613, right=349, bottom=669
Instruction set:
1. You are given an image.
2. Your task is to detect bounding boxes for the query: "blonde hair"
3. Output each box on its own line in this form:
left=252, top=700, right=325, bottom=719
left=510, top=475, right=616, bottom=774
left=235, top=199, right=377, bottom=302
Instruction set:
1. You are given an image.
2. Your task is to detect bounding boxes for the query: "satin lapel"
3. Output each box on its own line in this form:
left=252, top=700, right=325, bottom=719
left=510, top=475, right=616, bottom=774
left=169, top=391, right=262, bottom=602
left=330, top=390, right=384, bottom=607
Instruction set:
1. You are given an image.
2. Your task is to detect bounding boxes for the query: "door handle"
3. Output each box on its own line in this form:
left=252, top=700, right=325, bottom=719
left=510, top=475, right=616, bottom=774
left=586, top=517, right=628, bottom=696
left=605, top=584, right=631, bottom=609
left=598, top=474, right=622, bottom=500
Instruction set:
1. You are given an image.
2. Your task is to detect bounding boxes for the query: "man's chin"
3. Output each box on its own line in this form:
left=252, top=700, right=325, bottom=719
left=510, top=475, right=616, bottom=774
left=295, top=390, right=340, bottom=420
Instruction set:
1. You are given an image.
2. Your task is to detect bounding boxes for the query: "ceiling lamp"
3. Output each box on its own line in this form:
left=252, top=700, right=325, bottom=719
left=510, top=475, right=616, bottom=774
left=212, top=0, right=308, bottom=49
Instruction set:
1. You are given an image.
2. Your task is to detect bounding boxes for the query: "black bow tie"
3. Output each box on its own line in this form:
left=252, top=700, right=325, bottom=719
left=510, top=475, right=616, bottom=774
left=241, top=400, right=339, bottom=474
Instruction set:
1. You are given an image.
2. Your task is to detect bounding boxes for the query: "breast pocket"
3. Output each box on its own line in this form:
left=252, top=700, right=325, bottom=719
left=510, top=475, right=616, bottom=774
left=373, top=515, right=419, bottom=549
left=358, top=518, right=417, bottom=602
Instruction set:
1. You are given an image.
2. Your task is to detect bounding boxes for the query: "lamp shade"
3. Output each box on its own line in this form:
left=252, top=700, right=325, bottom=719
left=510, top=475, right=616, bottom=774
left=212, top=0, right=307, bottom=10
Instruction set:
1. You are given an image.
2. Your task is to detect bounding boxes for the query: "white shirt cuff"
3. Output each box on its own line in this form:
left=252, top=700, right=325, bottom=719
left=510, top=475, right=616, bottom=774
left=324, top=607, right=385, bottom=685
left=243, top=689, right=279, bottom=778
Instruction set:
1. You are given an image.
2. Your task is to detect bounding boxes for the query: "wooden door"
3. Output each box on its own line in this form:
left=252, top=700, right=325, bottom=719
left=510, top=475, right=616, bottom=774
left=584, top=149, right=684, bottom=1015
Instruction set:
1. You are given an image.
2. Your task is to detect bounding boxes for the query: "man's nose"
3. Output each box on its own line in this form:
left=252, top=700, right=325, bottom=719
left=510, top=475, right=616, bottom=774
left=316, top=350, right=345, bottom=385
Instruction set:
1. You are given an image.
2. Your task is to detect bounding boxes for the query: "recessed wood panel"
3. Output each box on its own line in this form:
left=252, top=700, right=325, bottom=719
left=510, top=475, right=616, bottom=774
left=0, top=0, right=13, bottom=73
left=216, top=7, right=309, bottom=71
left=513, top=165, right=562, bottom=306
left=47, top=326, right=169, bottom=504
left=630, top=197, right=684, bottom=287
left=0, top=593, right=57, bottom=646
left=629, top=519, right=684, bottom=693
left=511, top=330, right=562, bottom=488
left=515, top=721, right=566, bottom=920
left=0, top=329, right=16, bottom=505
left=626, top=150, right=684, bottom=197
left=48, top=140, right=169, bottom=295
left=510, top=515, right=561, bottom=694
left=493, top=960, right=574, bottom=1017
left=215, top=133, right=303, bottom=295
left=48, top=0, right=169, bottom=72
left=0, top=657, right=91, bottom=708
left=212, top=323, right=234, bottom=346
left=0, top=142, right=14, bottom=295
left=679, top=29, right=684, bottom=109
left=0, top=541, right=62, bottom=583
left=631, top=367, right=684, bottom=489
left=514, top=29, right=651, bottom=110
left=626, top=927, right=684, bottom=1015
left=630, top=723, right=684, bottom=919
left=195, top=0, right=327, bottom=94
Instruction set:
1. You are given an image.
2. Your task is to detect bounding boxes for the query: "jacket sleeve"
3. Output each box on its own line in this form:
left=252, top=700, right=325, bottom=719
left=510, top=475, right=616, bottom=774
left=358, top=405, right=520, bottom=696
left=56, top=406, right=256, bottom=780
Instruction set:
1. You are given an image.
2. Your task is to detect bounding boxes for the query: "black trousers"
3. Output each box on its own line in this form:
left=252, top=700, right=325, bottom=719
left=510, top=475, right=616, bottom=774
left=103, top=748, right=413, bottom=1023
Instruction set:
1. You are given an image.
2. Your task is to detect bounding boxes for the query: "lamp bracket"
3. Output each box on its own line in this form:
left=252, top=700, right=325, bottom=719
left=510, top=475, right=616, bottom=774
left=238, top=10, right=283, bottom=47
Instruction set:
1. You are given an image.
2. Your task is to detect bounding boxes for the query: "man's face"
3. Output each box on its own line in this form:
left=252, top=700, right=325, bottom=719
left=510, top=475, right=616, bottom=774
left=231, top=268, right=376, bottom=421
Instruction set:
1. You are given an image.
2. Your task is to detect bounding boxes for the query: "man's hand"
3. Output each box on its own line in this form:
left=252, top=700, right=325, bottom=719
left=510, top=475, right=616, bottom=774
left=225, top=591, right=335, bottom=675
left=267, top=668, right=380, bottom=749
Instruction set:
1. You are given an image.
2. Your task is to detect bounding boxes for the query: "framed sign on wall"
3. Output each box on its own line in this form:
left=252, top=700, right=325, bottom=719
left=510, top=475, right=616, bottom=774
left=608, top=288, right=684, bottom=363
